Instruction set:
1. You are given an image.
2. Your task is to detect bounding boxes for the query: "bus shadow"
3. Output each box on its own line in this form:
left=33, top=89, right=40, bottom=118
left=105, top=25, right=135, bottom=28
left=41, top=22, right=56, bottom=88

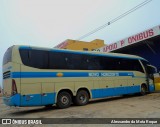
left=89, top=94, right=140, bottom=104
left=10, top=106, right=59, bottom=116
left=10, top=94, right=140, bottom=116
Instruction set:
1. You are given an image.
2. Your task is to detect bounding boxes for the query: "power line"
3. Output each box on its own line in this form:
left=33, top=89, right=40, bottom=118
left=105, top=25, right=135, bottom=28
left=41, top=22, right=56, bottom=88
left=77, top=0, right=153, bottom=40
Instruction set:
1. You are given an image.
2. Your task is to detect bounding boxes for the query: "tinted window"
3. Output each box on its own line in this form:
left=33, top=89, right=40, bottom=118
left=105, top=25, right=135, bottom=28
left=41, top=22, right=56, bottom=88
left=99, top=57, right=144, bottom=72
left=48, top=52, right=100, bottom=70
left=99, top=57, right=120, bottom=70
left=49, top=52, right=68, bottom=69
left=84, top=55, right=100, bottom=70
left=3, top=46, right=13, bottom=65
left=19, top=49, right=144, bottom=72
left=141, top=60, right=152, bottom=74
left=130, top=60, right=144, bottom=72
left=19, top=49, right=48, bottom=69
left=49, top=52, right=101, bottom=70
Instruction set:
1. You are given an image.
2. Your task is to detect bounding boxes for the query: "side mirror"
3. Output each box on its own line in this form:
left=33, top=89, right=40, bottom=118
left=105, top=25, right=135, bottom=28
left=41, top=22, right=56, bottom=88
left=158, top=68, right=160, bottom=74
left=149, top=74, right=154, bottom=80
left=147, top=65, right=157, bottom=74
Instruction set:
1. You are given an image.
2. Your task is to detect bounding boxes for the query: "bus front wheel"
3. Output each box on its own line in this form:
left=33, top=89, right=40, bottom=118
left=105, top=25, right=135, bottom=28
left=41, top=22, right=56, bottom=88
left=56, top=91, right=72, bottom=109
left=74, top=90, right=89, bottom=106
left=140, top=85, right=147, bottom=96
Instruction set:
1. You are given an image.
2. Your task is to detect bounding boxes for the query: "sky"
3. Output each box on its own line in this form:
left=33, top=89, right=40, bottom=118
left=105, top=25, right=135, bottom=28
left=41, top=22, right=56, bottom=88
left=0, top=0, right=160, bottom=86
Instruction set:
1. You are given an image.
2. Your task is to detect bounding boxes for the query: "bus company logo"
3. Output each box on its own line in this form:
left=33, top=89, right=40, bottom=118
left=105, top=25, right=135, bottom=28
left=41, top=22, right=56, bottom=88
left=2, top=119, right=11, bottom=124
left=56, top=72, right=63, bottom=77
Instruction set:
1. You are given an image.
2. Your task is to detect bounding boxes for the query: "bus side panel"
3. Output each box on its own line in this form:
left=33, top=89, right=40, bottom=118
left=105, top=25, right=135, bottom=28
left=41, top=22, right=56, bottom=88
left=21, top=83, right=41, bottom=106
left=114, top=79, right=128, bottom=95
left=127, top=79, right=141, bottom=93
left=75, top=81, right=93, bottom=97
left=91, top=81, right=100, bottom=98
left=99, top=80, right=115, bottom=97
left=127, top=71, right=147, bottom=94
left=42, top=83, right=56, bottom=105
left=91, top=76, right=133, bottom=98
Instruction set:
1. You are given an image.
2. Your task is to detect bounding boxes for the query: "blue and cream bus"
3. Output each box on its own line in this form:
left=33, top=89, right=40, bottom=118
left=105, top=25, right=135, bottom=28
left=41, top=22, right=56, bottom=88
left=2, top=45, right=156, bottom=108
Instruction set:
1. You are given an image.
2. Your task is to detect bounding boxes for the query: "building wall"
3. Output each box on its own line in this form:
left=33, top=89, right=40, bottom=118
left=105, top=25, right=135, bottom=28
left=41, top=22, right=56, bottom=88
left=55, top=39, right=105, bottom=51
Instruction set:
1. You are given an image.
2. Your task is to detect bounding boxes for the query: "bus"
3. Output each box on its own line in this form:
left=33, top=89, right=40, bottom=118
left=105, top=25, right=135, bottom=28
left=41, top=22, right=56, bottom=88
left=2, top=45, right=156, bottom=109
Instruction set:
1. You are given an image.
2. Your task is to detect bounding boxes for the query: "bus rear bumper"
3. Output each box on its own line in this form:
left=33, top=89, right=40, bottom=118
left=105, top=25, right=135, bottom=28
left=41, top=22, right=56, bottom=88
left=3, top=93, right=56, bottom=107
left=3, top=94, right=21, bottom=106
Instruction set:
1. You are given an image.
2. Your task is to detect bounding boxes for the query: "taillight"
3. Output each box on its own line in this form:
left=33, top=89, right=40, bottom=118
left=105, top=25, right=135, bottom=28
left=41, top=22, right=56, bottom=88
left=11, top=79, right=17, bottom=96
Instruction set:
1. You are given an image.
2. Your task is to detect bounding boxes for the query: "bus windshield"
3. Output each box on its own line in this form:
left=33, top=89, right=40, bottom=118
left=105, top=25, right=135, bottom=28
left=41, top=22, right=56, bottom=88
left=3, top=46, right=13, bottom=65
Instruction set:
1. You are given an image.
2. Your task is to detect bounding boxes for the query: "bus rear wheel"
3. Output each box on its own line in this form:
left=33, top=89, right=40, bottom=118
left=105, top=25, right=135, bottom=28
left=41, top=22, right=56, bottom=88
left=140, top=85, right=147, bottom=96
left=56, top=91, right=72, bottom=109
left=74, top=90, right=89, bottom=106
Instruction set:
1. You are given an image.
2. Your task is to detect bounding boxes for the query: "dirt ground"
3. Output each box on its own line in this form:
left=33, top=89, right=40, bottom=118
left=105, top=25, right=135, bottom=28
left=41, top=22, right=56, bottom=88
left=0, top=92, right=160, bottom=127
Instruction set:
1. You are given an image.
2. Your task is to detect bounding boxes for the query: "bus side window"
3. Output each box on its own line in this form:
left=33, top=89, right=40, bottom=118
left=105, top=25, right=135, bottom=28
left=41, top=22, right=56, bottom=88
left=99, top=57, right=117, bottom=70
left=29, top=50, right=48, bottom=69
left=49, top=52, right=68, bottom=69
left=141, top=60, right=150, bottom=74
left=87, top=56, right=101, bottom=70
left=71, top=53, right=82, bottom=70
left=81, top=55, right=89, bottom=70
left=19, top=49, right=48, bottom=69
left=64, top=54, right=75, bottom=69
left=132, top=60, right=144, bottom=73
left=19, top=49, right=30, bottom=66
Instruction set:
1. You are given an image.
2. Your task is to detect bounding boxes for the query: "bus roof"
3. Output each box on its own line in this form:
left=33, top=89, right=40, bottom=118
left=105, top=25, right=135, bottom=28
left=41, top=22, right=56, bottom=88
left=14, top=45, right=147, bottom=61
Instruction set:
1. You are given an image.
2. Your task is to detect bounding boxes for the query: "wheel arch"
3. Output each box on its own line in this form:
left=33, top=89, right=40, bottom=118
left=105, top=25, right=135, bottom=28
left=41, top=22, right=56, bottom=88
left=76, top=87, right=91, bottom=99
left=141, top=83, right=148, bottom=90
left=140, top=83, right=148, bottom=95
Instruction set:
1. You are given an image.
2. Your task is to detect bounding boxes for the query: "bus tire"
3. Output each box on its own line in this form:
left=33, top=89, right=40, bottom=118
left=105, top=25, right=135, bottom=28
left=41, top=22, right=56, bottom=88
left=75, top=90, right=89, bottom=106
left=140, top=84, right=147, bottom=96
left=56, top=91, right=72, bottom=109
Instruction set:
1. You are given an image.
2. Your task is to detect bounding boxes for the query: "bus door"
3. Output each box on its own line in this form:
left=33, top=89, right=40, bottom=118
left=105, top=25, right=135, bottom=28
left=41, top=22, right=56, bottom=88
left=146, top=65, right=157, bottom=92
left=141, top=61, right=155, bottom=92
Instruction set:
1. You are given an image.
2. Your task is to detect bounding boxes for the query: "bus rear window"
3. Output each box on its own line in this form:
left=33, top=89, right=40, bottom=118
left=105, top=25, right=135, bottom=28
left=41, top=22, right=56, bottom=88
left=19, top=49, right=49, bottom=69
left=3, top=46, right=13, bottom=65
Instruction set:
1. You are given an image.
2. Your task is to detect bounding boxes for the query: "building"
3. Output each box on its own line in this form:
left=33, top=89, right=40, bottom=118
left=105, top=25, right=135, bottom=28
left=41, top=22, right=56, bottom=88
left=54, top=39, right=105, bottom=51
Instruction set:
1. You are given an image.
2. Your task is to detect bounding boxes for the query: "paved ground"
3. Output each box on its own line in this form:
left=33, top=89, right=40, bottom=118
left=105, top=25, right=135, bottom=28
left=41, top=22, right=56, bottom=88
left=0, top=92, right=160, bottom=127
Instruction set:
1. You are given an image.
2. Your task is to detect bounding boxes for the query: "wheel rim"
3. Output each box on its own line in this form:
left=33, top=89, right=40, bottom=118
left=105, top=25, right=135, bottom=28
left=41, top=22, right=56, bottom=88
left=79, top=94, right=87, bottom=103
left=61, top=96, right=69, bottom=105
left=141, top=86, right=146, bottom=94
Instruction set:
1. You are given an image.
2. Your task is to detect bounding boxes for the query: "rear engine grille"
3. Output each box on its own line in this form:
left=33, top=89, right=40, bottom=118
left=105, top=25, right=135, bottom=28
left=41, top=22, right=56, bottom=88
left=3, top=71, right=11, bottom=79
